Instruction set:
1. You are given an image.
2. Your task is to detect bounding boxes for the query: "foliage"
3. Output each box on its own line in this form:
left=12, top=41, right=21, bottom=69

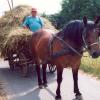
left=49, top=0, right=100, bottom=29
left=41, top=12, right=48, bottom=18
left=48, top=13, right=65, bottom=29
left=81, top=53, right=100, bottom=79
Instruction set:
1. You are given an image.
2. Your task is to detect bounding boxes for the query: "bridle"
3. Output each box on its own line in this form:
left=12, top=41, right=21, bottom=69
left=82, top=26, right=100, bottom=54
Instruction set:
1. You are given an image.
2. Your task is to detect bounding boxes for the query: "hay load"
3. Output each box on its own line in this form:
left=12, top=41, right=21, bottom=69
left=0, top=5, right=57, bottom=58
left=0, top=5, right=32, bottom=52
left=0, top=5, right=32, bottom=27
left=1, top=27, right=33, bottom=58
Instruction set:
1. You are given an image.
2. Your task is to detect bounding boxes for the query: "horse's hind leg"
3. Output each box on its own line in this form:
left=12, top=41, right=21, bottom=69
left=42, top=64, right=47, bottom=87
left=55, top=66, right=63, bottom=100
left=72, top=67, right=82, bottom=97
left=35, top=64, right=43, bottom=88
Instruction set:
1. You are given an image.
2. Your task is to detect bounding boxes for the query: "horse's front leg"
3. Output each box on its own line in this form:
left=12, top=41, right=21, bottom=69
left=42, top=64, right=47, bottom=87
left=35, top=64, right=43, bottom=88
left=55, top=66, right=63, bottom=100
left=72, top=67, right=82, bottom=98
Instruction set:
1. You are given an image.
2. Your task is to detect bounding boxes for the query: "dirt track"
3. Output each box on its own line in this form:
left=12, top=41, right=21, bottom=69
left=0, top=59, right=100, bottom=100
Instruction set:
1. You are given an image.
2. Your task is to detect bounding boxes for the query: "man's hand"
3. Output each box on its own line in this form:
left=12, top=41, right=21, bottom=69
left=23, top=26, right=28, bottom=29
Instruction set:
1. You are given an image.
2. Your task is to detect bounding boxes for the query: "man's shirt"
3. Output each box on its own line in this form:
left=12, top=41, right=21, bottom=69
left=22, top=16, right=44, bottom=32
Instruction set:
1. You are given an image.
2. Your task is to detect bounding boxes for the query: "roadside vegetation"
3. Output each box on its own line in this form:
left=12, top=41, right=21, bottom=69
left=81, top=52, right=100, bottom=79
left=0, top=81, right=7, bottom=100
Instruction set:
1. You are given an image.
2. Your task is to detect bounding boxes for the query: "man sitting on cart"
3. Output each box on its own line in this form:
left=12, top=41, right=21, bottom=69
left=22, top=7, right=44, bottom=32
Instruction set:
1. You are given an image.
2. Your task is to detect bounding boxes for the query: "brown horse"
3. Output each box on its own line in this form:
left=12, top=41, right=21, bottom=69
left=31, top=17, right=100, bottom=100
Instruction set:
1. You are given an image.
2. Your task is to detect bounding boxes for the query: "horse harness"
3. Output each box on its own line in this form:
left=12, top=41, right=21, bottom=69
left=48, top=27, right=99, bottom=60
left=48, top=33, right=83, bottom=60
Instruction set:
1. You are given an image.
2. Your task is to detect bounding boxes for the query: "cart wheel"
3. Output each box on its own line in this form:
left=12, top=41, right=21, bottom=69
left=7, top=52, right=14, bottom=71
left=8, top=53, right=18, bottom=71
left=48, top=64, right=56, bottom=73
left=9, top=60, right=15, bottom=71
left=19, top=53, right=28, bottom=77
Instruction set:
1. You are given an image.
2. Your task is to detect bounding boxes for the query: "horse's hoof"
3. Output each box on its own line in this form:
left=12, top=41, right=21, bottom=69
left=39, top=85, right=43, bottom=89
left=75, top=95, right=83, bottom=100
left=43, top=83, right=48, bottom=87
left=55, top=96, right=62, bottom=100
left=76, top=92, right=81, bottom=96
left=22, top=74, right=28, bottom=77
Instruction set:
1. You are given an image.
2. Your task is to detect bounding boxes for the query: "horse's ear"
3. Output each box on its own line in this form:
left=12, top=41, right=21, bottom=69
left=95, top=16, right=100, bottom=25
left=83, top=16, right=87, bottom=26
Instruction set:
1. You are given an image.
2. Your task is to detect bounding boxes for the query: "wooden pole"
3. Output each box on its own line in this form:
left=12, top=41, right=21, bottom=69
left=6, top=0, right=12, bottom=10
left=11, top=0, right=13, bottom=9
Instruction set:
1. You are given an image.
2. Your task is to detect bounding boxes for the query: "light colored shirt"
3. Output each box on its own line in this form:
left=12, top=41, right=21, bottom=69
left=22, top=16, right=44, bottom=32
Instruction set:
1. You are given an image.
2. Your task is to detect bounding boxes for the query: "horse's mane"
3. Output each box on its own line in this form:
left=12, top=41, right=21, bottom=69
left=56, top=20, right=95, bottom=46
left=58, top=20, right=84, bottom=41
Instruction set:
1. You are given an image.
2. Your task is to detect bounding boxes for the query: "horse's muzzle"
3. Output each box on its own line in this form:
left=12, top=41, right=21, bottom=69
left=91, top=51, right=100, bottom=58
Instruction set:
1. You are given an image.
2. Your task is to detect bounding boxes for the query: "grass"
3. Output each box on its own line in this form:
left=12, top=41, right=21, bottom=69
left=80, top=52, right=100, bottom=79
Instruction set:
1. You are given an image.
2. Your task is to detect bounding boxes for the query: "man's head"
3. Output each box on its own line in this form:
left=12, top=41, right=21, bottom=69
left=31, top=8, right=37, bottom=17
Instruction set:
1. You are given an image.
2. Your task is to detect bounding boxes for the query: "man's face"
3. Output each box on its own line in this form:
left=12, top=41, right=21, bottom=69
left=31, top=11, right=37, bottom=17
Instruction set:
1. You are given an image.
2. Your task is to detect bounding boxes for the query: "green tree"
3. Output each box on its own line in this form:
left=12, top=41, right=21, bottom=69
left=61, top=0, right=100, bottom=24
left=41, top=12, right=48, bottom=18
left=49, top=13, right=65, bottom=29
left=49, top=0, right=100, bottom=29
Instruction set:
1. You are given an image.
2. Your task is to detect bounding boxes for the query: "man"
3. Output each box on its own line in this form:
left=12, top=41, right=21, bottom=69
left=22, top=8, right=44, bottom=32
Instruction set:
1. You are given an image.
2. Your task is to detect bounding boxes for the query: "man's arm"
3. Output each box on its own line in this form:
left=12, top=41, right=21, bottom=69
left=39, top=17, right=44, bottom=28
left=23, top=25, right=28, bottom=29
left=22, top=17, right=29, bottom=29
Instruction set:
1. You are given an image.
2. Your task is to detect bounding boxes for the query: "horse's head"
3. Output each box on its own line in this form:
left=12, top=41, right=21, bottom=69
left=83, top=16, right=100, bottom=58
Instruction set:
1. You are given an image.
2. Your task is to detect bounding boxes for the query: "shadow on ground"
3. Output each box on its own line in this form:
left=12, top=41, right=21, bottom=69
left=0, top=63, right=56, bottom=100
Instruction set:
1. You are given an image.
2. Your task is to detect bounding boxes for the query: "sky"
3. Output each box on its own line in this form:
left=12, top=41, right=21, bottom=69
left=0, top=0, right=62, bottom=16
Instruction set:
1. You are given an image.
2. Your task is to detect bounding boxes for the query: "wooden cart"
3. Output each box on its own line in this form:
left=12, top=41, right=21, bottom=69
left=4, top=50, right=56, bottom=77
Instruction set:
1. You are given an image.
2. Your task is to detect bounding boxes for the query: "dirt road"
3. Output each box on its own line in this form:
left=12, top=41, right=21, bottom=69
left=0, top=59, right=100, bottom=100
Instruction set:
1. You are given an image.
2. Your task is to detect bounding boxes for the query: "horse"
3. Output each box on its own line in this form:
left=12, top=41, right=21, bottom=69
left=31, top=16, right=100, bottom=100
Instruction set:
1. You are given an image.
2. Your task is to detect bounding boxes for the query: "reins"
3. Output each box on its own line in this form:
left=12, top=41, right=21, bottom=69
left=52, top=34, right=83, bottom=57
